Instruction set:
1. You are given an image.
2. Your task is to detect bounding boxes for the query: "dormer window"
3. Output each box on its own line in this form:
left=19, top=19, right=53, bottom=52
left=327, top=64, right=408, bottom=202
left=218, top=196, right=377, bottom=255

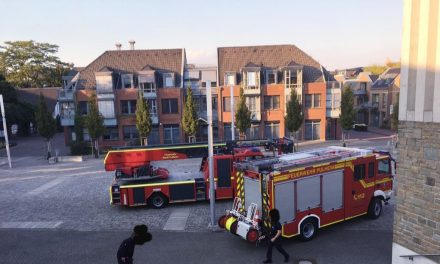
left=266, top=70, right=277, bottom=84
left=247, top=71, right=257, bottom=87
left=122, top=74, right=133, bottom=89
left=225, top=72, right=236, bottom=86
left=163, top=73, right=175, bottom=88
left=96, top=75, right=113, bottom=93
left=139, top=75, right=155, bottom=93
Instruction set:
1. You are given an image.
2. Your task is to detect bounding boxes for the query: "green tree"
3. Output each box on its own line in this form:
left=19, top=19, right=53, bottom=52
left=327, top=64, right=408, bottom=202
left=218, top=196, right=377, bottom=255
left=181, top=86, right=198, bottom=142
left=0, top=77, right=35, bottom=136
left=340, top=85, right=356, bottom=146
left=73, top=107, right=84, bottom=142
left=235, top=87, right=251, bottom=140
left=284, top=88, right=304, bottom=152
left=84, top=93, right=105, bottom=158
left=35, top=93, right=57, bottom=159
left=363, top=64, right=387, bottom=76
left=0, top=40, right=70, bottom=88
left=136, top=92, right=152, bottom=146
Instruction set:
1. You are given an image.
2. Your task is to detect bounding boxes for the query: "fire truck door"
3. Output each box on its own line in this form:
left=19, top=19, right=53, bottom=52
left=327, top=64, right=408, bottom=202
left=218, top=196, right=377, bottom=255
left=347, top=158, right=376, bottom=217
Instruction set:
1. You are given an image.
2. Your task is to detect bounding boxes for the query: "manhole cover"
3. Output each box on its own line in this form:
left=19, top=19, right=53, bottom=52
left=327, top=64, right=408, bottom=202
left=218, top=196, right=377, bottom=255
left=298, top=261, right=313, bottom=264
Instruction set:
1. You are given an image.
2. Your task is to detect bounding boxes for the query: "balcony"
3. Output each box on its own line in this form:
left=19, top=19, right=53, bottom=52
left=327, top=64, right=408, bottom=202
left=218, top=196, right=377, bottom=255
left=151, top=114, right=159, bottom=124
left=326, top=108, right=340, bottom=118
left=58, top=89, right=74, bottom=101
left=103, top=118, right=117, bottom=126
left=60, top=115, right=74, bottom=126
left=243, top=86, right=261, bottom=95
left=285, top=83, right=302, bottom=90
left=96, top=87, right=114, bottom=99
left=198, top=110, right=218, bottom=122
left=142, top=89, right=157, bottom=98
left=250, top=111, right=261, bottom=121
left=353, top=89, right=367, bottom=96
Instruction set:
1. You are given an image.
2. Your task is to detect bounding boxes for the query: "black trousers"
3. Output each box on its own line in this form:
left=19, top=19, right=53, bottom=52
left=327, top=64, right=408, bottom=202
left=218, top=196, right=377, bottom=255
left=266, top=239, right=289, bottom=260
left=117, top=257, right=133, bottom=264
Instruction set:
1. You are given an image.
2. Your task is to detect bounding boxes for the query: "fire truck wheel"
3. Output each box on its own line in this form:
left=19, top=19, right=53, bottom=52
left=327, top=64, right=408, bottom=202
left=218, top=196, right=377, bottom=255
left=218, top=215, right=228, bottom=229
left=148, top=193, right=168, bottom=209
left=367, top=198, right=382, bottom=219
left=299, top=218, right=318, bottom=241
left=246, top=228, right=259, bottom=243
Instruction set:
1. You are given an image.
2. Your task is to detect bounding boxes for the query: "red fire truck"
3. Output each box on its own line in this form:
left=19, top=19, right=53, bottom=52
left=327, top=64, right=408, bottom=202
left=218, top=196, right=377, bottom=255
left=218, top=146, right=395, bottom=243
left=105, top=139, right=293, bottom=209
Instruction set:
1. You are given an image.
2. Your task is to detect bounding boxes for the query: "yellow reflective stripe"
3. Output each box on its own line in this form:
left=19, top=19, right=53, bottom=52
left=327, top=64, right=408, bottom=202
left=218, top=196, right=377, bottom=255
left=359, top=178, right=392, bottom=188
left=120, top=180, right=195, bottom=189
left=109, top=186, right=113, bottom=204
left=345, top=212, right=367, bottom=220
left=320, top=218, right=345, bottom=228
left=281, top=225, right=299, bottom=238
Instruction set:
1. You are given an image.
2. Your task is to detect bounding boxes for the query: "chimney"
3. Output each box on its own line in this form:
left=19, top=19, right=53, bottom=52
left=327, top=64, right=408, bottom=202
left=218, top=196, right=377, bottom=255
left=129, top=40, right=135, bottom=50
left=115, top=43, right=122, bottom=50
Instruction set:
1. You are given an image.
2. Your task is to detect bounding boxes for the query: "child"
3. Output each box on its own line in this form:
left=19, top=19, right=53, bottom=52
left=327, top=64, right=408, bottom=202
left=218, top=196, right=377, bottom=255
left=117, top=224, right=152, bottom=264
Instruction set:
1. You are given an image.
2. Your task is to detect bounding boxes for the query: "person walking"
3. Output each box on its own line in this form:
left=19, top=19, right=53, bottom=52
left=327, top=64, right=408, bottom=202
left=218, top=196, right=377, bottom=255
left=117, top=224, right=152, bottom=264
left=263, top=209, right=290, bottom=263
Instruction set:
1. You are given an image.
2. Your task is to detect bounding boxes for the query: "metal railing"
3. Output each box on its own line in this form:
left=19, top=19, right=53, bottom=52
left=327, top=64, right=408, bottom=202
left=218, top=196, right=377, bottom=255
left=400, top=254, right=440, bottom=261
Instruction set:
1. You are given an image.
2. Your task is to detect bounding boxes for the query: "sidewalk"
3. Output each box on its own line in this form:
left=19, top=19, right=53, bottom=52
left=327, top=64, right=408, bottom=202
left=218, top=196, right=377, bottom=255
left=0, top=133, right=69, bottom=158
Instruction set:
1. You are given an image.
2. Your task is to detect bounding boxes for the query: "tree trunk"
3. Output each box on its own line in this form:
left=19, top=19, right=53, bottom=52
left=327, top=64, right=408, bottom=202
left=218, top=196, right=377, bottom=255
left=342, top=131, right=346, bottom=147
left=144, top=137, right=148, bottom=146
left=95, top=140, right=99, bottom=158
left=46, top=140, right=51, bottom=160
left=290, top=132, right=296, bottom=152
left=90, top=139, right=94, bottom=158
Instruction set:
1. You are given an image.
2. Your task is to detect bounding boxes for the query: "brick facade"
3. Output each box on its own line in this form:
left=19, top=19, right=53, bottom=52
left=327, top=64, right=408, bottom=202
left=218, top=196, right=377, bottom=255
left=393, top=121, right=440, bottom=262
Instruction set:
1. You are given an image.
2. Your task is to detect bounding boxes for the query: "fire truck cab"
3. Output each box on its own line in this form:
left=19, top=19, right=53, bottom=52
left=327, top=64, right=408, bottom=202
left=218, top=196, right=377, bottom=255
left=219, top=146, right=395, bottom=243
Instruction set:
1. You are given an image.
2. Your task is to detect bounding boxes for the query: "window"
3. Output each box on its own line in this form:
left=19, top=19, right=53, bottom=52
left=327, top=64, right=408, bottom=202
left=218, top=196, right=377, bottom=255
left=265, top=122, right=279, bottom=139
left=98, top=100, right=115, bottom=118
left=147, top=99, right=157, bottom=115
left=163, top=125, right=180, bottom=144
left=60, top=102, right=75, bottom=118
left=305, top=120, right=320, bottom=140
left=83, top=128, right=90, bottom=141
left=267, top=73, right=276, bottom=84
left=120, top=100, right=137, bottom=115
left=360, top=82, right=367, bottom=91
left=382, top=94, right=387, bottom=106
left=225, top=73, right=235, bottom=86
left=139, top=75, right=155, bottom=92
left=77, top=101, right=88, bottom=115
left=161, top=99, right=178, bottom=114
left=212, top=96, right=218, bottom=111
left=147, top=126, right=160, bottom=145
left=264, top=96, right=280, bottom=110
left=211, top=82, right=217, bottom=87
left=96, top=75, right=113, bottom=93
left=314, top=94, right=321, bottom=108
left=368, top=162, right=375, bottom=178
left=334, top=94, right=341, bottom=108
left=290, top=74, right=297, bottom=85
left=224, top=123, right=239, bottom=140
left=163, top=73, right=174, bottom=88
left=223, top=96, right=239, bottom=112
left=305, top=94, right=321, bottom=108
left=354, top=164, right=366, bottom=181
left=246, top=124, right=260, bottom=140
left=247, top=72, right=257, bottom=87
left=201, top=82, right=207, bottom=88
left=378, top=159, right=390, bottom=174
left=246, top=96, right=257, bottom=112
left=372, top=94, right=380, bottom=103
left=123, top=126, right=138, bottom=140
left=122, top=74, right=133, bottom=89
left=103, top=127, right=119, bottom=140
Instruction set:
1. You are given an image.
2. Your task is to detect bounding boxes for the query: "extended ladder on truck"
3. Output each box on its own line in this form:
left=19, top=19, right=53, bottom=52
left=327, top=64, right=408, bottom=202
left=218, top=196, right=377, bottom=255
left=219, top=146, right=395, bottom=243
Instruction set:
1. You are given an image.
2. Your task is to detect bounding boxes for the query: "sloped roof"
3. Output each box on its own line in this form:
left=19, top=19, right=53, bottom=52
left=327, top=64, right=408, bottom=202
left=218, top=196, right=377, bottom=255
left=76, top=49, right=184, bottom=89
left=217, top=45, right=330, bottom=85
left=16, top=88, right=60, bottom=113
left=371, top=67, right=400, bottom=89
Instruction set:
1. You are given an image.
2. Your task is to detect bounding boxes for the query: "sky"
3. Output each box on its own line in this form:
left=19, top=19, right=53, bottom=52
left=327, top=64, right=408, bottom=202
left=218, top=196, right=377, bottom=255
left=0, top=0, right=402, bottom=71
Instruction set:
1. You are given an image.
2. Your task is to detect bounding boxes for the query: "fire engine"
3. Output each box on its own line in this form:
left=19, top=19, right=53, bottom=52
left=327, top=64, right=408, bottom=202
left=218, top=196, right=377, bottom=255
left=218, top=146, right=395, bottom=243
left=105, top=139, right=293, bottom=209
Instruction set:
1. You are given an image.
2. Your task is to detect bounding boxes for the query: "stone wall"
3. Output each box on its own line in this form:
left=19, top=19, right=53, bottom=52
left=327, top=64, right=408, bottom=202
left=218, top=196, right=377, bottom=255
left=393, top=121, right=440, bottom=261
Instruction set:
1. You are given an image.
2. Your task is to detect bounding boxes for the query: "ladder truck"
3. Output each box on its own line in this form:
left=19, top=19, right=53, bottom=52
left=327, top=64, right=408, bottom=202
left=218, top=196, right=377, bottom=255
left=218, top=146, right=395, bottom=243
left=105, top=139, right=293, bottom=209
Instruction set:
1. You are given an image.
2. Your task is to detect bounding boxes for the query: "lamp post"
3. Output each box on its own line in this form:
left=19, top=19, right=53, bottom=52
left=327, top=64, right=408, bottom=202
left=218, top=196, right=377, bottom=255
left=0, top=95, right=12, bottom=168
left=206, top=81, right=216, bottom=227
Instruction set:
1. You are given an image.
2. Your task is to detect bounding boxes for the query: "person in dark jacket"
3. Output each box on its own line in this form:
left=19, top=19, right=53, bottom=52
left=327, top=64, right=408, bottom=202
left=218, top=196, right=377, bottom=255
left=117, top=224, right=152, bottom=264
left=263, top=209, right=290, bottom=263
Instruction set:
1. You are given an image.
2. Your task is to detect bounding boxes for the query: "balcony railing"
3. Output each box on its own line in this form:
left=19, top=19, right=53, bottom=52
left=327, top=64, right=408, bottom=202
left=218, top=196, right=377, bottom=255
left=60, top=112, right=75, bottom=126
left=58, top=89, right=74, bottom=101
left=250, top=111, right=261, bottom=121
left=142, top=88, right=157, bottom=98
left=285, top=83, right=302, bottom=89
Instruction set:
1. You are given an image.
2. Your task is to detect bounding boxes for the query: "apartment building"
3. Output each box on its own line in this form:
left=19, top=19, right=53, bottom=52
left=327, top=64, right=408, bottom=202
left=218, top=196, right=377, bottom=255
left=370, top=67, right=400, bottom=128
left=58, top=44, right=340, bottom=148
left=216, top=45, right=339, bottom=141
left=58, top=44, right=186, bottom=147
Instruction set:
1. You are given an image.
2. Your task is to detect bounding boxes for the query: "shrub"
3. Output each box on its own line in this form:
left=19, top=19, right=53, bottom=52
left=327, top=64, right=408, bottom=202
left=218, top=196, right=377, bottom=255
left=69, top=141, right=91, bottom=155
